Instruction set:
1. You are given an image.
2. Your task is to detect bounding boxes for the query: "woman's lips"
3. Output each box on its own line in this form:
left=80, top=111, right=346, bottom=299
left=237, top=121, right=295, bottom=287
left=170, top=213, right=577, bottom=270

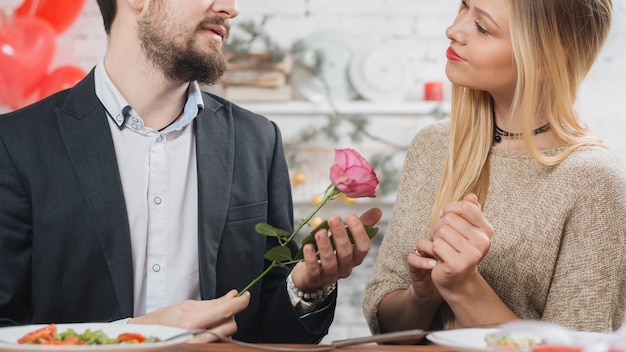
left=446, top=47, right=465, bottom=62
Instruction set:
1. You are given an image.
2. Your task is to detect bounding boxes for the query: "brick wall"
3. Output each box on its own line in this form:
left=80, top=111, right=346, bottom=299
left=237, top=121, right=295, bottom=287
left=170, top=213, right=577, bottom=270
left=5, top=0, right=624, bottom=155
left=3, top=0, right=625, bottom=343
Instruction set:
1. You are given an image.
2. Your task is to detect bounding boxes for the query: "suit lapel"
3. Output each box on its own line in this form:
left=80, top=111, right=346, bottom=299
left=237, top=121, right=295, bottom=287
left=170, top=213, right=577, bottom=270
left=195, top=96, right=234, bottom=299
left=56, top=72, right=134, bottom=316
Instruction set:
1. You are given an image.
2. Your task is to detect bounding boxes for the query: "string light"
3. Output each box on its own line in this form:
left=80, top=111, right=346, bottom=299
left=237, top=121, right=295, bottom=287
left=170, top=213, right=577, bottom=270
left=311, top=195, right=324, bottom=206
left=310, top=216, right=324, bottom=228
left=291, top=172, right=306, bottom=186
left=340, top=194, right=356, bottom=205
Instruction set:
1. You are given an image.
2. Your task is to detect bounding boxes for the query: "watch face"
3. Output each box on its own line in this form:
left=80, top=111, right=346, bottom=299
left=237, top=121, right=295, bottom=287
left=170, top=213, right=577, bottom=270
left=287, top=273, right=336, bottom=313
left=296, top=299, right=318, bottom=313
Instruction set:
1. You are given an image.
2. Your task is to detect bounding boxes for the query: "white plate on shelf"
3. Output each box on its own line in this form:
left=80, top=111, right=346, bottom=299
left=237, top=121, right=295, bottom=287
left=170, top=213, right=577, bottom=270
left=290, top=30, right=358, bottom=103
left=0, top=323, right=192, bottom=351
left=348, top=44, right=409, bottom=102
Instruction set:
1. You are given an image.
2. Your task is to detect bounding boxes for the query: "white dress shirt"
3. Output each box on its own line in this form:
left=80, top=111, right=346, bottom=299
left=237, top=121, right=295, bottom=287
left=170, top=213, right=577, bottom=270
left=94, top=62, right=204, bottom=316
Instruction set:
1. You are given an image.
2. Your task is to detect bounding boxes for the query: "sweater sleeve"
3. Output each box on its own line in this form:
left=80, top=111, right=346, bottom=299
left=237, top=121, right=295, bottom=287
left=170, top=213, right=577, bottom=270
left=363, top=120, right=449, bottom=334
left=541, top=151, right=626, bottom=331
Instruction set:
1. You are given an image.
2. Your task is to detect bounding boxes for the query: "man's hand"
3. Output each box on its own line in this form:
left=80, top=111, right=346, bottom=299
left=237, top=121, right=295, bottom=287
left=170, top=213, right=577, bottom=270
left=290, top=208, right=382, bottom=291
left=129, top=290, right=250, bottom=343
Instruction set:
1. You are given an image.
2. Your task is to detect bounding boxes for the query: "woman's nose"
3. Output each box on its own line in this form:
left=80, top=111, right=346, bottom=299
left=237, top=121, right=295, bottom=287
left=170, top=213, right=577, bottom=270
left=445, top=16, right=467, bottom=44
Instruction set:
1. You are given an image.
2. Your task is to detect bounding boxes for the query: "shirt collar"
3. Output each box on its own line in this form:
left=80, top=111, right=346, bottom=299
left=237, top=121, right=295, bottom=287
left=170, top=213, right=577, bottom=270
left=94, top=60, right=205, bottom=132
left=165, top=81, right=204, bottom=132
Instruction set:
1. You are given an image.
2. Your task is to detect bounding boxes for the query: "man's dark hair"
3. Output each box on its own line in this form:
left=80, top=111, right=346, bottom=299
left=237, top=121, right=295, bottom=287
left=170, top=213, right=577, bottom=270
left=96, top=0, right=116, bottom=35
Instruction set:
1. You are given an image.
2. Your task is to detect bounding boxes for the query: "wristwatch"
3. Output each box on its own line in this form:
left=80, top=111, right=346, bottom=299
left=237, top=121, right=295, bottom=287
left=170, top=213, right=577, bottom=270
left=286, top=272, right=336, bottom=313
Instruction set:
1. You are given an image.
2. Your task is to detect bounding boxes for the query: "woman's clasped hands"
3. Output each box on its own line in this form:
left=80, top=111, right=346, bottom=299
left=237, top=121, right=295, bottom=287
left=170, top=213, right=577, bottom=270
left=409, top=193, right=494, bottom=300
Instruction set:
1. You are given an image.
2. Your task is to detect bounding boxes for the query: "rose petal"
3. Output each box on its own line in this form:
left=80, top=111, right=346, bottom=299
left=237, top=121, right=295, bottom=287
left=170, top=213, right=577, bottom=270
left=329, top=149, right=379, bottom=198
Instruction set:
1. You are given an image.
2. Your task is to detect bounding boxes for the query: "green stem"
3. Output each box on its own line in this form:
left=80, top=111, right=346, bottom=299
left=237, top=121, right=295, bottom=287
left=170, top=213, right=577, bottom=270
left=238, top=262, right=277, bottom=296
left=285, top=184, right=341, bottom=243
left=237, top=184, right=342, bottom=296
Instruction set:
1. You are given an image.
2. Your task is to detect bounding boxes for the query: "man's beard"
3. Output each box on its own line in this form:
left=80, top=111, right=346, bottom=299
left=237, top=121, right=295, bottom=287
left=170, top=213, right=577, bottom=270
left=138, top=6, right=228, bottom=85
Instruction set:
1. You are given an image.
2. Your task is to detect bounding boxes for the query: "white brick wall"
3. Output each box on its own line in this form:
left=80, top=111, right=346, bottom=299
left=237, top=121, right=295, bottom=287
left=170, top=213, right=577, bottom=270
left=3, top=0, right=624, bottom=158
left=1, top=0, right=625, bottom=343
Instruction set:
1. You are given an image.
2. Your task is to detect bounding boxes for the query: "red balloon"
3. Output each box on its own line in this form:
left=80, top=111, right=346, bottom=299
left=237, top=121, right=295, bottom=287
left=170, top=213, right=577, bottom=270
left=0, top=17, right=56, bottom=110
left=15, top=0, right=86, bottom=34
left=38, top=66, right=86, bottom=100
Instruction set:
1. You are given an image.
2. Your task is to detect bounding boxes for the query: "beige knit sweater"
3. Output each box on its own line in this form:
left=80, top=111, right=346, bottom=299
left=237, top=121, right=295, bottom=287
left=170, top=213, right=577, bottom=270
left=363, top=120, right=626, bottom=334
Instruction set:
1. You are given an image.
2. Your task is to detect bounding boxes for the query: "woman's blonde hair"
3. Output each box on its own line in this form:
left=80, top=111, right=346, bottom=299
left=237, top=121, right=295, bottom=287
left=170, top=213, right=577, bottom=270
left=431, top=0, right=613, bottom=224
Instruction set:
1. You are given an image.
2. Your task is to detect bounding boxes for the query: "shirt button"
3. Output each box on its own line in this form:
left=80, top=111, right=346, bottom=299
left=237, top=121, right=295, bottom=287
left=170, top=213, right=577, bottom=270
left=131, top=123, right=139, bottom=129
left=157, top=135, right=163, bottom=142
left=154, top=196, right=162, bottom=205
left=152, top=264, right=161, bottom=272
left=132, top=117, right=139, bottom=123
left=116, top=115, right=123, bottom=123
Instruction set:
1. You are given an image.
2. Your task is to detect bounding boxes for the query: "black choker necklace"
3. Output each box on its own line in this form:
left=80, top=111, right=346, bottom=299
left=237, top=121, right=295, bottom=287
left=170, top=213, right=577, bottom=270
left=494, top=122, right=551, bottom=143
left=158, top=106, right=185, bottom=132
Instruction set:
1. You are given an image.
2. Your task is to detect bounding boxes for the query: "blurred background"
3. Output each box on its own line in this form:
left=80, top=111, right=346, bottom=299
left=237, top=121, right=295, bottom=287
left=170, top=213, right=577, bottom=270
left=0, top=0, right=624, bottom=343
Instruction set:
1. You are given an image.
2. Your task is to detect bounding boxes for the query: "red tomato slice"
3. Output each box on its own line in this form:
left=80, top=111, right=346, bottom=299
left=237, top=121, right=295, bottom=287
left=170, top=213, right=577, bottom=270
left=17, top=324, right=57, bottom=344
left=116, top=332, right=147, bottom=343
left=532, top=346, right=582, bottom=352
left=41, top=336, right=84, bottom=345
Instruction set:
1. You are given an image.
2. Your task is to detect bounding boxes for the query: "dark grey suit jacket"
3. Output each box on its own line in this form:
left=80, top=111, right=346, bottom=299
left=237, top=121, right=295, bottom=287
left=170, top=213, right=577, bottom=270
left=0, top=71, right=335, bottom=343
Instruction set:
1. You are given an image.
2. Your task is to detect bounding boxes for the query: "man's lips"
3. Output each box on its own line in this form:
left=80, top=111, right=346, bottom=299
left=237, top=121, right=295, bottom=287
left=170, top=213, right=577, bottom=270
left=201, top=24, right=227, bottom=42
left=446, top=47, right=465, bottom=62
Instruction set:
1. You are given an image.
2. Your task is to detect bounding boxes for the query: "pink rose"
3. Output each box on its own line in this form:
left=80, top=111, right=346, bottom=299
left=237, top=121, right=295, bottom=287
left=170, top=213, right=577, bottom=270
left=329, top=148, right=379, bottom=198
left=240, top=148, right=379, bottom=295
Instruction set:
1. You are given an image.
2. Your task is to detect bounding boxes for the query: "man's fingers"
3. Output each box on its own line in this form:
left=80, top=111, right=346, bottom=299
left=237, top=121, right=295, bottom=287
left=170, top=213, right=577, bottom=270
left=183, top=292, right=250, bottom=330
left=359, top=207, right=382, bottom=226
left=187, top=322, right=238, bottom=343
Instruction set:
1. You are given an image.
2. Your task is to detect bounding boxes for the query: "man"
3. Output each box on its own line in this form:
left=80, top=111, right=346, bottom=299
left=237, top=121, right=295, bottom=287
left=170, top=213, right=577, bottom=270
left=0, top=0, right=381, bottom=343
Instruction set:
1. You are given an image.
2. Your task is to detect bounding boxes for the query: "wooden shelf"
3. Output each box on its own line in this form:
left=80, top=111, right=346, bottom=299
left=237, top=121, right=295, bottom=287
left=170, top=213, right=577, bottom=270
left=238, top=100, right=450, bottom=116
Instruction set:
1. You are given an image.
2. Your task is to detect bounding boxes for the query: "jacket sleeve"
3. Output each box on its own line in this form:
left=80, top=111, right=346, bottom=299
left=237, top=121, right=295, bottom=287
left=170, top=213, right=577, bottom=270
left=256, top=121, right=335, bottom=343
left=199, top=95, right=337, bottom=343
left=0, top=123, right=33, bottom=326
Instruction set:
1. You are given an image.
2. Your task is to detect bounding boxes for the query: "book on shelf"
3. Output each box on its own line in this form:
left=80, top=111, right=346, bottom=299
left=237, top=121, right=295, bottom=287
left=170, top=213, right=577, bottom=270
left=219, top=53, right=295, bottom=102
left=222, top=54, right=293, bottom=88
left=225, top=53, right=293, bottom=73
left=222, top=85, right=293, bottom=102
left=221, top=69, right=287, bottom=88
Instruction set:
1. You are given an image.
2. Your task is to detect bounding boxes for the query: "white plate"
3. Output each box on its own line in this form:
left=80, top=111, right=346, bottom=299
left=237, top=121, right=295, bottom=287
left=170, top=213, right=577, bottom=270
left=426, top=328, right=500, bottom=352
left=290, top=30, right=358, bottom=103
left=427, top=324, right=616, bottom=352
left=0, top=323, right=192, bottom=351
left=348, top=44, right=408, bottom=102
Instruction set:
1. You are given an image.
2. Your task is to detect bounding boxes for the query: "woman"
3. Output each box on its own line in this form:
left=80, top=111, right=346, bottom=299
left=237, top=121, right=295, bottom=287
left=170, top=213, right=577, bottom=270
left=363, top=0, right=626, bottom=339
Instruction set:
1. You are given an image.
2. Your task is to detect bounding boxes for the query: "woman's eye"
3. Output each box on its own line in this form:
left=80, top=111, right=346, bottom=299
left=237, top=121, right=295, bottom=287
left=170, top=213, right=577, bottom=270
left=475, top=21, right=488, bottom=34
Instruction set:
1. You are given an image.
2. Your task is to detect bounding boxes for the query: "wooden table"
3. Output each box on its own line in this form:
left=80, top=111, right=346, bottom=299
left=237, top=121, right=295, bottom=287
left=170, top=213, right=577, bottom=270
left=176, top=343, right=453, bottom=352
left=167, top=327, right=456, bottom=351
